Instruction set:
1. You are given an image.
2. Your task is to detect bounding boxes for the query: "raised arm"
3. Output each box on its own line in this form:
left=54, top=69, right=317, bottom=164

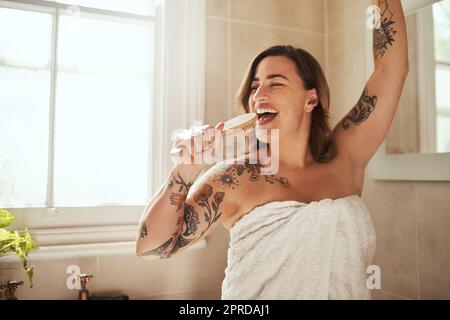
left=332, top=0, right=409, bottom=168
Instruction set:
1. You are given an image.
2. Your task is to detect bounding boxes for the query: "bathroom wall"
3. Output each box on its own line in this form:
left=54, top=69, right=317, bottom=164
left=205, top=0, right=325, bottom=123
left=326, top=0, right=450, bottom=300
left=2, top=0, right=449, bottom=300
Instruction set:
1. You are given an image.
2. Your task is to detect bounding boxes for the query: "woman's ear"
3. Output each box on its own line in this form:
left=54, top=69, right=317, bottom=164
left=304, top=89, right=318, bottom=113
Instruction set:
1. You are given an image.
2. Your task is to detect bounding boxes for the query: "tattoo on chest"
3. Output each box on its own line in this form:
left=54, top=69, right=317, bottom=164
left=373, top=0, right=397, bottom=59
left=341, top=86, right=378, bottom=129
left=214, top=160, right=290, bottom=189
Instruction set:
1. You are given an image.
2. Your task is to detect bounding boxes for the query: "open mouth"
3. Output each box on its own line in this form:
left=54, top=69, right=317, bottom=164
left=256, top=112, right=278, bottom=125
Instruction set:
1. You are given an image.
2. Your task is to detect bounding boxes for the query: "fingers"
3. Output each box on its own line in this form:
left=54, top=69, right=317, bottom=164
left=173, top=123, right=223, bottom=154
left=215, top=122, right=225, bottom=131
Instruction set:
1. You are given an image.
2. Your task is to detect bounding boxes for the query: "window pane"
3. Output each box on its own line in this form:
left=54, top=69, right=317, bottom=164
left=437, top=116, right=450, bottom=153
left=0, top=8, right=52, bottom=207
left=435, top=63, right=450, bottom=110
left=435, top=63, right=450, bottom=154
left=54, top=14, right=153, bottom=206
left=433, top=0, right=450, bottom=64
left=46, top=0, right=156, bottom=15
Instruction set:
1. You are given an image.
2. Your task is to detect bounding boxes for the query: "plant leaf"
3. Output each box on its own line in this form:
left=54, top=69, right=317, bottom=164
left=0, top=209, right=14, bottom=228
left=0, top=211, right=36, bottom=287
left=0, top=229, right=11, bottom=241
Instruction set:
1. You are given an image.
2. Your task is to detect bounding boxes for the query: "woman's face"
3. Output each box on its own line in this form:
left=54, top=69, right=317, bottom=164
left=249, top=56, right=312, bottom=142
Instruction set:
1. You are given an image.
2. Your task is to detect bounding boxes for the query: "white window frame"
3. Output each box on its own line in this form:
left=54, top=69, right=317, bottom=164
left=1, top=0, right=206, bottom=260
left=416, top=5, right=437, bottom=153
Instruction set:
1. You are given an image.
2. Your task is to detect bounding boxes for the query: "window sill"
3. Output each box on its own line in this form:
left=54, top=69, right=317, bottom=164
left=0, top=225, right=206, bottom=262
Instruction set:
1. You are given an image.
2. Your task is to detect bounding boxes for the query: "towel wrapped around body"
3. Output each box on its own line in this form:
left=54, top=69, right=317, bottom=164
left=221, top=195, right=376, bottom=300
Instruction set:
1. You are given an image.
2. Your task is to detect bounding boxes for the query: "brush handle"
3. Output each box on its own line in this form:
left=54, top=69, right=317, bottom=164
left=169, top=126, right=223, bottom=156
left=170, top=126, right=254, bottom=156
left=170, top=113, right=257, bottom=157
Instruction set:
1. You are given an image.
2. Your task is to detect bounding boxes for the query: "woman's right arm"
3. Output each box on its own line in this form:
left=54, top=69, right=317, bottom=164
left=135, top=162, right=239, bottom=260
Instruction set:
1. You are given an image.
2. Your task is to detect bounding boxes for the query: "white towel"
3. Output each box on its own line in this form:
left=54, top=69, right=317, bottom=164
left=221, top=195, right=376, bottom=300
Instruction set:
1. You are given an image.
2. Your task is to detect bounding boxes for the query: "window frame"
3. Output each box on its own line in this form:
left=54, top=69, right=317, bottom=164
left=416, top=5, right=438, bottom=153
left=416, top=3, right=450, bottom=153
left=0, top=0, right=207, bottom=260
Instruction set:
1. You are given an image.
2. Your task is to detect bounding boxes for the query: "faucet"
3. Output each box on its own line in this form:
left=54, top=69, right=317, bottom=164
left=1, top=280, right=24, bottom=300
left=78, top=273, right=94, bottom=300
left=76, top=272, right=129, bottom=300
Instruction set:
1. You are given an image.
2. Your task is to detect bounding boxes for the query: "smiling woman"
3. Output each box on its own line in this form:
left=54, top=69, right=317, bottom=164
left=136, top=0, right=409, bottom=300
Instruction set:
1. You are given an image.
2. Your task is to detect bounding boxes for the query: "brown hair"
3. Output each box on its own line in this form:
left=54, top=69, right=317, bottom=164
left=235, top=45, right=336, bottom=163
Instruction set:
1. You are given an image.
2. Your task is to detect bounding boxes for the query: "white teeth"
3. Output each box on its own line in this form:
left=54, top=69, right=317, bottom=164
left=256, top=108, right=278, bottom=115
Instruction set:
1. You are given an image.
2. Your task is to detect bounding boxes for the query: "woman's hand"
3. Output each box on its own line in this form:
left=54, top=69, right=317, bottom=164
left=170, top=122, right=225, bottom=166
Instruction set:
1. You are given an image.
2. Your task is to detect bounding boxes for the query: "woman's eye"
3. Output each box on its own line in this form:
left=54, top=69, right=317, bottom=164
left=250, top=83, right=283, bottom=92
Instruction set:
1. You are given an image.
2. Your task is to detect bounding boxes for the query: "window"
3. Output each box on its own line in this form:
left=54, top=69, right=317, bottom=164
left=0, top=0, right=206, bottom=259
left=0, top=1, right=155, bottom=208
left=433, top=0, right=450, bottom=153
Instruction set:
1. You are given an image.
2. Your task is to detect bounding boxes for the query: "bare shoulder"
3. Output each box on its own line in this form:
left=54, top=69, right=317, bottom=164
left=190, top=156, right=289, bottom=227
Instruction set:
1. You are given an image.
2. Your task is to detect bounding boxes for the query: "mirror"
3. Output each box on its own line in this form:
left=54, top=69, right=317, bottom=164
left=386, top=0, right=450, bottom=155
left=367, top=0, right=450, bottom=181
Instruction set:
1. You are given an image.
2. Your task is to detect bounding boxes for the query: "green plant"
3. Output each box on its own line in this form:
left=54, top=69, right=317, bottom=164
left=0, top=209, right=37, bottom=288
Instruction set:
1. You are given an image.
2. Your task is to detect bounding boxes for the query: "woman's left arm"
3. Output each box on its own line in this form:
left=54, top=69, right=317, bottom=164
left=333, top=0, right=409, bottom=168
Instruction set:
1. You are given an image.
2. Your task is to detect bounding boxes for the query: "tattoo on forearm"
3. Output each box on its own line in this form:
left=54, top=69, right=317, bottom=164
left=139, top=208, right=198, bottom=258
left=139, top=183, right=223, bottom=259
left=168, top=172, right=193, bottom=212
left=373, top=0, right=397, bottom=59
left=341, top=86, right=378, bottom=129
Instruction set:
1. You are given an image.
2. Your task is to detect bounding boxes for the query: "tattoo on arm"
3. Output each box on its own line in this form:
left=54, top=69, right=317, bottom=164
left=139, top=223, right=148, bottom=240
left=139, top=159, right=290, bottom=258
left=341, top=86, right=378, bottom=129
left=139, top=184, right=221, bottom=258
left=373, top=0, right=397, bottom=59
left=138, top=172, right=192, bottom=241
left=168, top=172, right=193, bottom=212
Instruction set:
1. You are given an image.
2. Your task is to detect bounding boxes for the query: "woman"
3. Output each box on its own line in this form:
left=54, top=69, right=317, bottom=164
left=136, top=0, right=408, bottom=299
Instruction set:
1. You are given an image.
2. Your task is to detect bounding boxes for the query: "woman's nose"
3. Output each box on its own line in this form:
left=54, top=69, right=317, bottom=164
left=252, top=86, right=269, bottom=102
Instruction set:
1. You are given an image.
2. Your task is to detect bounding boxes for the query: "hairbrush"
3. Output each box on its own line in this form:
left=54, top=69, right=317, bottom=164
left=170, top=112, right=257, bottom=157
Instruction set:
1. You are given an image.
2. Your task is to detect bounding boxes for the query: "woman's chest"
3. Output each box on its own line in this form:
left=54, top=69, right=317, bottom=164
left=222, top=157, right=359, bottom=231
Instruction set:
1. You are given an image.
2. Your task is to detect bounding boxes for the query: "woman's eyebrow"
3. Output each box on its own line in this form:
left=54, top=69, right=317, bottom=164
left=252, top=74, right=289, bottom=82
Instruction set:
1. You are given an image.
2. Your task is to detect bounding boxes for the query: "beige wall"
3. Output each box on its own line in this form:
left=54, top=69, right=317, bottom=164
left=2, top=0, right=450, bottom=300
